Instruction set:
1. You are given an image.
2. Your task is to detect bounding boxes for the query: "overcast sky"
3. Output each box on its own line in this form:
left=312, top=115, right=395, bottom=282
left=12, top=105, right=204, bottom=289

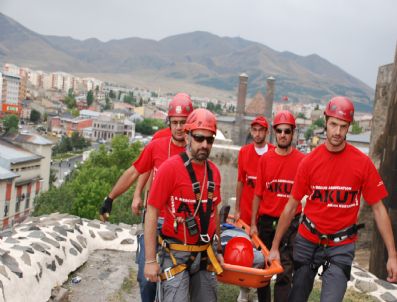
left=1, top=0, right=396, bottom=88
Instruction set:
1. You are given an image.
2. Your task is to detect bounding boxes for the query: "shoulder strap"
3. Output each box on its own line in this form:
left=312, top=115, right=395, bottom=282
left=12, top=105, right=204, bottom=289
left=180, top=152, right=215, bottom=243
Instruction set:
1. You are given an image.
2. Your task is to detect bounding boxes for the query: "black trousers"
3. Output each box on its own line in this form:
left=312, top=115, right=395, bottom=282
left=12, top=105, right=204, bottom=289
left=257, top=214, right=300, bottom=302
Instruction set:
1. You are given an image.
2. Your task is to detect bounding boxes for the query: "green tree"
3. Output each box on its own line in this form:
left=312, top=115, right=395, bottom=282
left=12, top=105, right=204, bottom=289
left=53, top=136, right=72, bottom=154
left=313, top=117, right=325, bottom=128
left=135, top=118, right=166, bottom=135
left=304, top=126, right=314, bottom=141
left=351, top=121, right=363, bottom=134
left=206, top=102, right=222, bottom=114
left=87, top=90, right=94, bottom=106
left=69, top=108, right=80, bottom=117
left=30, top=109, right=41, bottom=123
left=33, top=135, right=143, bottom=224
left=104, top=96, right=111, bottom=110
left=123, top=94, right=136, bottom=105
left=297, top=113, right=306, bottom=119
left=64, top=93, right=76, bottom=109
left=70, top=132, right=90, bottom=150
left=49, top=168, right=57, bottom=187
left=2, top=115, right=19, bottom=133
left=109, top=90, right=116, bottom=99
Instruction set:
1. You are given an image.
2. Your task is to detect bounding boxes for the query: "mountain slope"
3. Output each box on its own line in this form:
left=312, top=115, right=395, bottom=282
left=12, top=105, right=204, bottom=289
left=0, top=13, right=374, bottom=110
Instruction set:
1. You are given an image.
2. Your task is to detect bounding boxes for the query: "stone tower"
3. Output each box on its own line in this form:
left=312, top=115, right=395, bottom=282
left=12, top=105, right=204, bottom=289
left=233, top=73, right=248, bottom=145
left=264, top=76, right=275, bottom=121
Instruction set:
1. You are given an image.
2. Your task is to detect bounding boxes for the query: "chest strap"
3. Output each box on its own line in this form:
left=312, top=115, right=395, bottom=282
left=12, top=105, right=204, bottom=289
left=158, top=235, right=223, bottom=281
left=302, top=215, right=364, bottom=244
left=180, top=152, right=215, bottom=244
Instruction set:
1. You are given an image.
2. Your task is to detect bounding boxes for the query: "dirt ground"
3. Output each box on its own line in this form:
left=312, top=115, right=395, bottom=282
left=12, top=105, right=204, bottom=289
left=57, top=250, right=140, bottom=302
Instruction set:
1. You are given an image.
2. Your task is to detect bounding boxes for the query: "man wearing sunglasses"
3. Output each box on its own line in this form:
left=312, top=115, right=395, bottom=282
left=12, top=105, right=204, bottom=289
left=100, top=93, right=193, bottom=302
left=144, top=108, right=224, bottom=302
left=250, top=110, right=305, bottom=302
left=268, top=97, right=397, bottom=301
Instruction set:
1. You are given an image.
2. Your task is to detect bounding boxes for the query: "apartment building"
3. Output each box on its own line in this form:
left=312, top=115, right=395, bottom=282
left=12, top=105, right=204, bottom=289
left=49, top=116, right=93, bottom=136
left=0, top=134, right=53, bottom=229
left=92, top=114, right=135, bottom=142
left=1, top=72, right=21, bottom=114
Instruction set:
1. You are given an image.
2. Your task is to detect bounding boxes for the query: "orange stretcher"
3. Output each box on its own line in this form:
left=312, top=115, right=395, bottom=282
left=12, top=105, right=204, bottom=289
left=216, top=218, right=284, bottom=288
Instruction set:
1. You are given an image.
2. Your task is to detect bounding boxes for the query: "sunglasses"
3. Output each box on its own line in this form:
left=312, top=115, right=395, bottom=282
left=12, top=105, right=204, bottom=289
left=191, top=134, right=215, bottom=144
left=275, top=128, right=292, bottom=135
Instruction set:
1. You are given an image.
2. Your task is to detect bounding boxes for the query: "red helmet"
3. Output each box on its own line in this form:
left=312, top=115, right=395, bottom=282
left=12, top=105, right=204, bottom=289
left=168, top=93, right=193, bottom=117
left=224, top=237, right=254, bottom=267
left=251, top=116, right=268, bottom=129
left=184, top=108, right=217, bottom=134
left=324, top=96, right=354, bottom=123
left=273, top=110, right=296, bottom=129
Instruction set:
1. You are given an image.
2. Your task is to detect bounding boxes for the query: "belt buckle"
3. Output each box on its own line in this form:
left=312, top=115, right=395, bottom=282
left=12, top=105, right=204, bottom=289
left=200, top=234, right=210, bottom=243
left=164, top=267, right=175, bottom=281
left=333, top=235, right=348, bottom=243
left=319, top=234, right=329, bottom=246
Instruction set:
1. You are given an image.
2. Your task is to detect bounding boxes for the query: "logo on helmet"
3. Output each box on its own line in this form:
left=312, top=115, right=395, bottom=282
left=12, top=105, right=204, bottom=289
left=175, top=106, right=182, bottom=114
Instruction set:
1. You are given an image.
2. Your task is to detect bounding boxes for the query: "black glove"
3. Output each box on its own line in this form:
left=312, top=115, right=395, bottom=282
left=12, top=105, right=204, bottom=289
left=100, top=196, right=113, bottom=215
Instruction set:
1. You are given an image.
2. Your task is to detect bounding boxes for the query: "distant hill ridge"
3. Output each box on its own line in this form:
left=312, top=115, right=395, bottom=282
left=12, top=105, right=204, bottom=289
left=0, top=12, right=374, bottom=111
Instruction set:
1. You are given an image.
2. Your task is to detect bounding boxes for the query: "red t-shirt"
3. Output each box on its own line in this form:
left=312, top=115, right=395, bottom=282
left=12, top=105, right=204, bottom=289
left=255, top=148, right=305, bottom=218
left=292, top=143, right=388, bottom=246
left=152, top=127, right=171, bottom=140
left=237, top=143, right=274, bottom=224
left=148, top=155, right=222, bottom=244
left=133, top=137, right=185, bottom=177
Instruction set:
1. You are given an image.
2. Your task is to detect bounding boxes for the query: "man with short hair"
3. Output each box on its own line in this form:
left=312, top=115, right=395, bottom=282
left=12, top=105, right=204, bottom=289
left=250, top=110, right=304, bottom=302
left=144, top=108, right=223, bottom=302
left=100, top=92, right=193, bottom=302
left=235, top=116, right=273, bottom=224
left=269, top=97, right=397, bottom=302
left=234, top=116, right=273, bottom=302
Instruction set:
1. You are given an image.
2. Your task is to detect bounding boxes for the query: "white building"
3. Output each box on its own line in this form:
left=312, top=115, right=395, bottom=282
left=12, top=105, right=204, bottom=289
left=1, top=72, right=20, bottom=112
left=3, top=63, right=20, bottom=76
left=92, top=114, right=135, bottom=142
left=42, top=73, right=52, bottom=90
left=51, top=72, right=65, bottom=91
left=0, top=134, right=53, bottom=229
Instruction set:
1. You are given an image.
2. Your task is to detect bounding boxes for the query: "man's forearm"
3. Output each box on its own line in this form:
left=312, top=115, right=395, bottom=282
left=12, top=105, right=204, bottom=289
left=235, top=181, right=243, bottom=211
left=109, top=166, right=139, bottom=199
left=133, top=171, right=151, bottom=199
left=251, top=195, right=261, bottom=226
left=144, top=205, right=160, bottom=261
left=372, top=201, right=397, bottom=258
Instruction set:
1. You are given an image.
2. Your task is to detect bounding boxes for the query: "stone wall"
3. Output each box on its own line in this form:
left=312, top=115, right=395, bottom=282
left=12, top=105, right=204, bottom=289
left=0, top=213, right=137, bottom=302
left=0, top=214, right=396, bottom=302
